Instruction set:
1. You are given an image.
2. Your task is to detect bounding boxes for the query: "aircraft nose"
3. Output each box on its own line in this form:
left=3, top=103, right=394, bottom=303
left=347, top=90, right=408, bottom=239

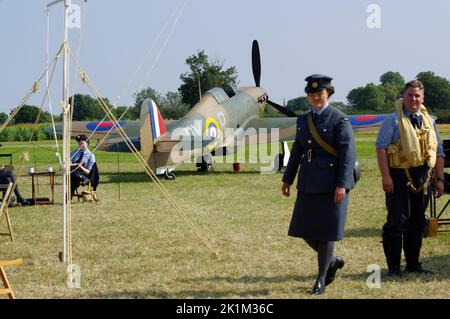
left=239, top=87, right=267, bottom=103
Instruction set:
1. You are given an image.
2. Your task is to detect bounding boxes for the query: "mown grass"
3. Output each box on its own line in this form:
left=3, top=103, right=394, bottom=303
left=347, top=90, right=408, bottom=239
left=0, top=128, right=450, bottom=299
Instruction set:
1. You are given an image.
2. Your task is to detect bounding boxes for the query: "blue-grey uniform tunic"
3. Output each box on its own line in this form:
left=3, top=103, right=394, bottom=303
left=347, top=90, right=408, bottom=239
left=282, top=104, right=356, bottom=241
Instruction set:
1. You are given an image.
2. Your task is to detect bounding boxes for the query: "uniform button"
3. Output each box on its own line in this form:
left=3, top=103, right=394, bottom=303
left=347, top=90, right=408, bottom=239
left=298, top=128, right=301, bottom=131
left=323, top=129, right=327, bottom=132
left=330, top=163, right=334, bottom=167
left=308, top=140, right=312, bottom=144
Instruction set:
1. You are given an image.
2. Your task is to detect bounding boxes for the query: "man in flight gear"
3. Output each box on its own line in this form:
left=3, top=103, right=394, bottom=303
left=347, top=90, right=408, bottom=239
left=376, top=80, right=444, bottom=277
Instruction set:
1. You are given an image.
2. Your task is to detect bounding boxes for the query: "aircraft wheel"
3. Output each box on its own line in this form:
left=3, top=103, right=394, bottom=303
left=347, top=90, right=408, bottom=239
left=197, top=155, right=213, bottom=173
left=164, top=171, right=176, bottom=180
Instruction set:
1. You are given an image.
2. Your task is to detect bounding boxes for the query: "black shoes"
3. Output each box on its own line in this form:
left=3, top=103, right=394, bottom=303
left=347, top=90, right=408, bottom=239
left=311, top=280, right=326, bottom=295
left=387, top=264, right=433, bottom=277
left=325, top=256, right=345, bottom=286
left=19, top=199, right=32, bottom=206
left=405, top=264, right=433, bottom=275
left=387, top=268, right=404, bottom=277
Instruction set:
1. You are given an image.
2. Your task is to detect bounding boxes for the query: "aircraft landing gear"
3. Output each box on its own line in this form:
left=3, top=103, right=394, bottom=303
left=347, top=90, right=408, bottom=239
left=197, top=154, right=212, bottom=173
left=274, top=141, right=290, bottom=172
left=274, top=153, right=284, bottom=172
left=164, top=170, right=176, bottom=180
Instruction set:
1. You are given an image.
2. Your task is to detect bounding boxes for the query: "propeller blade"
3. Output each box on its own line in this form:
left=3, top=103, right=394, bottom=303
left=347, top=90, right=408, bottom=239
left=267, top=99, right=298, bottom=117
left=252, top=40, right=261, bottom=87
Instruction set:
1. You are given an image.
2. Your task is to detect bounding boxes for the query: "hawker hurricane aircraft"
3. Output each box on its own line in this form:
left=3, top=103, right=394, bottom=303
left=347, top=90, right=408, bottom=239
left=50, top=41, right=386, bottom=179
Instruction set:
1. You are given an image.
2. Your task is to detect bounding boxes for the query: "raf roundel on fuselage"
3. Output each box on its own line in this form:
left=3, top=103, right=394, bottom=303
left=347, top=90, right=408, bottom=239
left=348, top=114, right=387, bottom=128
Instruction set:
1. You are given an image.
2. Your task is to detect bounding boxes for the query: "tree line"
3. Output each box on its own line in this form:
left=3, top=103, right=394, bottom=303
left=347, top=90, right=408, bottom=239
left=2, top=51, right=450, bottom=124
left=285, top=71, right=450, bottom=122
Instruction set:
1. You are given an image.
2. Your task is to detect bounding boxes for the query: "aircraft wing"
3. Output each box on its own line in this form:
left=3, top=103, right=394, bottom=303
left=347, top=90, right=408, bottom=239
left=46, top=119, right=181, bottom=152
left=242, top=113, right=388, bottom=143
left=94, top=136, right=141, bottom=152
left=47, top=120, right=140, bottom=139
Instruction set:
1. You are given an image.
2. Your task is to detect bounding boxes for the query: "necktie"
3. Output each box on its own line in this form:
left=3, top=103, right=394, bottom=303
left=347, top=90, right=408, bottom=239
left=75, top=151, right=84, bottom=164
left=410, top=114, right=420, bottom=129
left=313, top=112, right=318, bottom=123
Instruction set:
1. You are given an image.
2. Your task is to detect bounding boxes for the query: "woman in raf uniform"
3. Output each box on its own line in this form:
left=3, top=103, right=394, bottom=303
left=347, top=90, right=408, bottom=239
left=281, top=74, right=356, bottom=294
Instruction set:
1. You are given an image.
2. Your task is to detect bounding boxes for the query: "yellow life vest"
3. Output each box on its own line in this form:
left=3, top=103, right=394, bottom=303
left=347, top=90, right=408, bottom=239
left=387, top=99, right=437, bottom=169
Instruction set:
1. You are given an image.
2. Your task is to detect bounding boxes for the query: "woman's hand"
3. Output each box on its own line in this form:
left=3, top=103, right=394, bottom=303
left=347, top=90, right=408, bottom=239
left=334, top=187, right=346, bottom=204
left=281, top=182, right=291, bottom=197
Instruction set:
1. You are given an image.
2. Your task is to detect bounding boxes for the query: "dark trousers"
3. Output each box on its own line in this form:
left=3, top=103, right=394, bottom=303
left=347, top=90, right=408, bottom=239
left=70, top=170, right=88, bottom=198
left=382, top=166, right=429, bottom=269
left=0, top=170, right=26, bottom=203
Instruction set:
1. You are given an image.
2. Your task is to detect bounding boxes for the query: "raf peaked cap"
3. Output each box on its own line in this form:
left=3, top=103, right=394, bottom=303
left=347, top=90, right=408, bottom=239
left=75, top=134, right=88, bottom=142
left=305, top=74, right=333, bottom=93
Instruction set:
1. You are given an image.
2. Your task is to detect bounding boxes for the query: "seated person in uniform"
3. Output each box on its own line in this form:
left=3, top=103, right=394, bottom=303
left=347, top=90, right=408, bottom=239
left=70, top=134, right=96, bottom=199
left=0, top=165, right=31, bottom=206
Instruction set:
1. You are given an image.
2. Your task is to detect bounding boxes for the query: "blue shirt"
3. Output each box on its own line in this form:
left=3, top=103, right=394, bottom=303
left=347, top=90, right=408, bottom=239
left=376, top=109, right=444, bottom=157
left=312, top=102, right=329, bottom=117
left=70, top=148, right=96, bottom=171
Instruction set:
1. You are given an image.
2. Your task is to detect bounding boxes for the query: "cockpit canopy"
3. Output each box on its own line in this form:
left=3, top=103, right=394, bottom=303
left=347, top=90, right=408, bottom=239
left=205, top=88, right=230, bottom=104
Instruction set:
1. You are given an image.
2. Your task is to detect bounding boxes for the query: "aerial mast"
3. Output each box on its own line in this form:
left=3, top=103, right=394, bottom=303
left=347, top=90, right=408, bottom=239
left=46, top=0, right=71, bottom=264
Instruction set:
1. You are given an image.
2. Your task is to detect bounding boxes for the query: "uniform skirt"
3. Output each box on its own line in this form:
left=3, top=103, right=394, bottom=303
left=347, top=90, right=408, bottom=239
left=288, top=191, right=349, bottom=241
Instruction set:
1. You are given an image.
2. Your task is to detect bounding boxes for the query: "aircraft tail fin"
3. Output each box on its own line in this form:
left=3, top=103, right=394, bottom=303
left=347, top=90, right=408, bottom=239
left=140, top=99, right=167, bottom=162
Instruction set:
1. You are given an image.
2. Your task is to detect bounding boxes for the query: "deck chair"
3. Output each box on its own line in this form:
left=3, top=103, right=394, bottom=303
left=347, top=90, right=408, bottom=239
left=0, top=183, right=15, bottom=242
left=0, top=258, right=23, bottom=299
left=74, top=162, right=99, bottom=203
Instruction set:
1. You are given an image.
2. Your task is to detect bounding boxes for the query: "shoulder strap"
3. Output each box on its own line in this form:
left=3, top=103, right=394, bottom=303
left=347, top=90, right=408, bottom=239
left=306, top=113, right=338, bottom=158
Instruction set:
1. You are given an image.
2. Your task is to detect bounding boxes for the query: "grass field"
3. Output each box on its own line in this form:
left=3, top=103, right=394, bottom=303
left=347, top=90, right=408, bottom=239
left=1, top=128, right=450, bottom=299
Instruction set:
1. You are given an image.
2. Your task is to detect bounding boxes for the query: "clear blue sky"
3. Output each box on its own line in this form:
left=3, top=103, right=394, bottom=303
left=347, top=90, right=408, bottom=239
left=1, top=0, right=450, bottom=114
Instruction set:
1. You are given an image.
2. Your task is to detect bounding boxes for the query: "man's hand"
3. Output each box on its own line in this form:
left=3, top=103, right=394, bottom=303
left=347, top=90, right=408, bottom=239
left=382, top=175, right=394, bottom=193
left=334, top=187, right=346, bottom=204
left=281, top=182, right=291, bottom=197
left=434, top=179, right=444, bottom=198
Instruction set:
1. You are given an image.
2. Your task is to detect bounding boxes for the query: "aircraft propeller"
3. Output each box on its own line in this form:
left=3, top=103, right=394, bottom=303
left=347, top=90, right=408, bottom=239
left=251, top=40, right=297, bottom=118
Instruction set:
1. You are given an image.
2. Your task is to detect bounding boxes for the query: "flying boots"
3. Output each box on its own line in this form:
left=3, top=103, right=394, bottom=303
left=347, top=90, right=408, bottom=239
left=382, top=234, right=403, bottom=277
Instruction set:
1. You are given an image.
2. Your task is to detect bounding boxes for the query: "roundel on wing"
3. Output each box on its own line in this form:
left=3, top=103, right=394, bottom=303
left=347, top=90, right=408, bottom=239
left=349, top=115, right=386, bottom=126
left=86, top=121, right=126, bottom=132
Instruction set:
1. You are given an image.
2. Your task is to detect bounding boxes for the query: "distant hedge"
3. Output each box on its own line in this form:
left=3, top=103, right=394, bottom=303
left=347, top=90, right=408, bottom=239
left=0, top=123, right=55, bottom=141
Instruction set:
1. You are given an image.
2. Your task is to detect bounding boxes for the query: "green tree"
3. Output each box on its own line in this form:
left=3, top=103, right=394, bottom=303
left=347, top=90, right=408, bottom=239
left=0, top=112, right=8, bottom=124
left=132, top=87, right=189, bottom=120
left=347, top=84, right=385, bottom=111
left=71, top=94, right=109, bottom=121
left=131, top=87, right=163, bottom=119
left=159, top=91, right=189, bottom=119
left=331, top=101, right=349, bottom=111
left=112, top=106, right=135, bottom=120
left=178, top=50, right=239, bottom=108
left=286, top=96, right=309, bottom=113
left=379, top=82, right=402, bottom=109
left=378, top=71, right=405, bottom=109
left=380, top=71, right=405, bottom=87
left=11, top=105, right=52, bottom=124
left=416, top=71, right=450, bottom=110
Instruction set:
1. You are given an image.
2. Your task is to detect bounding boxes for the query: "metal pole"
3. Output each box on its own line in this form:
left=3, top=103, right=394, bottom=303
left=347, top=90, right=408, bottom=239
left=46, top=9, right=50, bottom=92
left=47, top=0, right=68, bottom=264
left=61, top=0, right=70, bottom=264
